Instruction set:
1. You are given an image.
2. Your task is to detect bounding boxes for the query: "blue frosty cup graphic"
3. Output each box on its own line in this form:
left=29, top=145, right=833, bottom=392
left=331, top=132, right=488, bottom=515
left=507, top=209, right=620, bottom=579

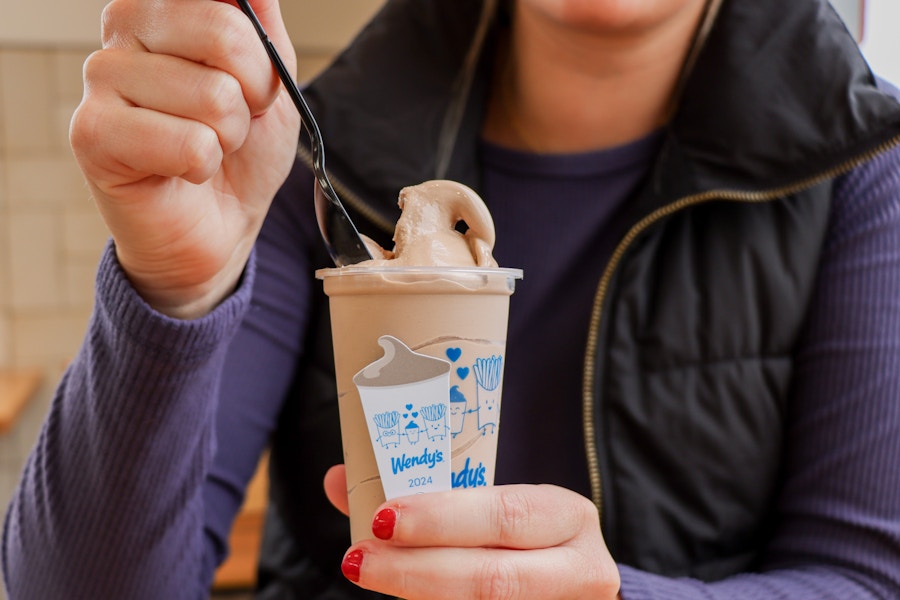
left=355, top=336, right=453, bottom=502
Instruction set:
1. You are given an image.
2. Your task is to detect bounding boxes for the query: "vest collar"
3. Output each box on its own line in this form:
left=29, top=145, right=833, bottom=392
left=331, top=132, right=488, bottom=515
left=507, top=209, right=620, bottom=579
left=656, top=0, right=900, bottom=203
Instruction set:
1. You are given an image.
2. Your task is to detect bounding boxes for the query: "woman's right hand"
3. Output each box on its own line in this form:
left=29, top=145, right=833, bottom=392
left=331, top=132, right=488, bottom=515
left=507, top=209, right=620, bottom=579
left=70, top=0, right=301, bottom=319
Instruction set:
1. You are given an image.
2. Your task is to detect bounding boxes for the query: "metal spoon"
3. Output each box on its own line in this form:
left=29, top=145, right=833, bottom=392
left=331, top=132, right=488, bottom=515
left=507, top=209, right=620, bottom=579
left=236, top=0, right=373, bottom=266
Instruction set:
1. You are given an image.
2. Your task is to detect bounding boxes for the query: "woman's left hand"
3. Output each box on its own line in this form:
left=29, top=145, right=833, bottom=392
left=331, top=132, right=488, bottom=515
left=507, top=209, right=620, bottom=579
left=323, top=465, right=621, bottom=599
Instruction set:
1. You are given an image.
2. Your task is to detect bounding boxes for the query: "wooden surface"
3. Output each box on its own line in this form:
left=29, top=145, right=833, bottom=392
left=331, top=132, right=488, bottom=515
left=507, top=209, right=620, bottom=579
left=0, top=367, right=42, bottom=434
left=213, top=453, right=270, bottom=590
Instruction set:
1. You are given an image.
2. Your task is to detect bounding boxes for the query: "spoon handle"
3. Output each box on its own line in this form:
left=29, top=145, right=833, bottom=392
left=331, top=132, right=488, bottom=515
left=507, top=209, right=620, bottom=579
left=234, top=0, right=327, bottom=171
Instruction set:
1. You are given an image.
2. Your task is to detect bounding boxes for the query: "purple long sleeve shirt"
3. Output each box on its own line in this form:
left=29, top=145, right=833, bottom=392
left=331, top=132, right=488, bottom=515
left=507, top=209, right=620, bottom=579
left=3, top=124, right=900, bottom=598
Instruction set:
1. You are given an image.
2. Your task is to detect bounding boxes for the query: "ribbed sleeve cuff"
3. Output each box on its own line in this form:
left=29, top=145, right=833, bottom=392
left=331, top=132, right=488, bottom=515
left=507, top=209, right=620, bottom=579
left=617, top=564, right=878, bottom=599
left=619, top=566, right=668, bottom=600
left=618, top=565, right=711, bottom=600
left=93, top=240, right=256, bottom=365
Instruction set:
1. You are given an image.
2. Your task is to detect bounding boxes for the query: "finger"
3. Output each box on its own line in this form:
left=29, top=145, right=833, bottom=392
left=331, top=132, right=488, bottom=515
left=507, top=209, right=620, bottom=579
left=324, top=465, right=350, bottom=516
left=71, top=97, right=223, bottom=187
left=83, top=48, right=251, bottom=157
left=102, top=0, right=289, bottom=116
left=344, top=544, right=619, bottom=600
left=376, top=484, right=599, bottom=550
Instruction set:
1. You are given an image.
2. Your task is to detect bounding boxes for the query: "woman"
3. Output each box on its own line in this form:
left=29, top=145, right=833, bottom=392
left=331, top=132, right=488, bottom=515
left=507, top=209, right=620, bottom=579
left=4, top=0, right=900, bottom=598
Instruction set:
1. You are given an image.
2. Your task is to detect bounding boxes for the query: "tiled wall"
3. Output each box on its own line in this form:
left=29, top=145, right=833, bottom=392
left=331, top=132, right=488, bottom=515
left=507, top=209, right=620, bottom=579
left=0, top=47, right=102, bottom=368
left=0, top=48, right=101, bottom=556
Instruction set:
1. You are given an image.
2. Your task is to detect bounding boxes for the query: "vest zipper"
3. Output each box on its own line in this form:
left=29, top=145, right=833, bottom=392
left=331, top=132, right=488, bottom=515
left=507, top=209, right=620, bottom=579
left=581, top=132, right=900, bottom=522
left=295, top=143, right=397, bottom=235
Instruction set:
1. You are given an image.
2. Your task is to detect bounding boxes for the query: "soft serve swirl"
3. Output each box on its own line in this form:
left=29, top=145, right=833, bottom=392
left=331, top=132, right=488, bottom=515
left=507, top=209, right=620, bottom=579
left=361, top=180, right=498, bottom=267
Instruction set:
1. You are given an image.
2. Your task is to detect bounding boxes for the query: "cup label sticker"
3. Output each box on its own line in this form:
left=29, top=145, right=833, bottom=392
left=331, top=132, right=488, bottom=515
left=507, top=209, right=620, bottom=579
left=354, top=336, right=453, bottom=500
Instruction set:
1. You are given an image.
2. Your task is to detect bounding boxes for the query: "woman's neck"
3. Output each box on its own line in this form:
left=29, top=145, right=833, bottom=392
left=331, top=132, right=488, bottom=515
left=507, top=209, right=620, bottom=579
left=483, top=1, right=711, bottom=153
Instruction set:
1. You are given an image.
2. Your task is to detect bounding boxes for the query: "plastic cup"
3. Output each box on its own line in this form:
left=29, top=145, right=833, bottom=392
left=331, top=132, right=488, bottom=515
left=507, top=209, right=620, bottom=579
left=317, top=266, right=522, bottom=542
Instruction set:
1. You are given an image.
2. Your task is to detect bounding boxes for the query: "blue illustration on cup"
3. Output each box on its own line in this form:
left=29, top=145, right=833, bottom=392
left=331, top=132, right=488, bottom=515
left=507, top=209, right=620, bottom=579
left=473, top=355, right=503, bottom=435
left=373, top=411, right=401, bottom=449
left=404, top=421, right=421, bottom=444
left=421, top=403, right=449, bottom=441
left=449, top=385, right=467, bottom=438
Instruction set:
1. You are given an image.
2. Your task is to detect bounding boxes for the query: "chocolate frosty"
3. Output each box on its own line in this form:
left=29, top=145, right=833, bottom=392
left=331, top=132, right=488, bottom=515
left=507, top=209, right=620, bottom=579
left=318, top=180, right=521, bottom=542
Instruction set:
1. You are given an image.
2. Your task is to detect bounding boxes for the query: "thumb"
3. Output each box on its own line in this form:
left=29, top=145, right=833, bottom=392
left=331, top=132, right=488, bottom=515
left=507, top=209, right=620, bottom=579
left=324, top=464, right=351, bottom=516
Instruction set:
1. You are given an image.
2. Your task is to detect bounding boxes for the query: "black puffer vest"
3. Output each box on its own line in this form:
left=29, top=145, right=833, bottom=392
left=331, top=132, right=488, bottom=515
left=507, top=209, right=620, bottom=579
left=256, top=0, right=900, bottom=597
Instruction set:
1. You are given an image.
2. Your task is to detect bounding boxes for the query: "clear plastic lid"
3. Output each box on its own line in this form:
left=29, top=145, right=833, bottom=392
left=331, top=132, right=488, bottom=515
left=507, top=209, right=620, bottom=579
left=316, top=266, right=523, bottom=279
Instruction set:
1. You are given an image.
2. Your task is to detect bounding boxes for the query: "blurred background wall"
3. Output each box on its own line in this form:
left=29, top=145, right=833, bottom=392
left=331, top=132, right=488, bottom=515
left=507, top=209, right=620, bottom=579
left=0, top=0, right=895, bottom=597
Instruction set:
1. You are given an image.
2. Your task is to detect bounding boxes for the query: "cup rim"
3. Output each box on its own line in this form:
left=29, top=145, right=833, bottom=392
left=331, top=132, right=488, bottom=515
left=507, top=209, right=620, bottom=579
left=315, top=266, right=523, bottom=279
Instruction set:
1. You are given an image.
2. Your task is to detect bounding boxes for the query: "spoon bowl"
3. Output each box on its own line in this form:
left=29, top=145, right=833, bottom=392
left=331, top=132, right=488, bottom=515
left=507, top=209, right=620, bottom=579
left=236, top=0, right=373, bottom=266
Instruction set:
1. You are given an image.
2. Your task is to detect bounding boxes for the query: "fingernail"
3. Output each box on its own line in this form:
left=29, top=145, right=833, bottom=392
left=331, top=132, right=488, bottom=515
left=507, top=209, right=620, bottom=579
left=341, top=548, right=363, bottom=583
left=372, top=507, right=396, bottom=540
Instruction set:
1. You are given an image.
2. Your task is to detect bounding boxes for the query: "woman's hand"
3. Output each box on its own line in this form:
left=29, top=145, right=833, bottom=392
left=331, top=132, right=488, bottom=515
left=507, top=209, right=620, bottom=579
left=324, top=465, right=621, bottom=599
left=70, top=0, right=301, bottom=319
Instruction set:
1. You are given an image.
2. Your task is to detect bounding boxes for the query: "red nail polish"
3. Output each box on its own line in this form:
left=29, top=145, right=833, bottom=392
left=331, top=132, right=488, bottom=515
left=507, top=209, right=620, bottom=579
left=372, top=507, right=396, bottom=540
left=341, top=549, right=363, bottom=583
